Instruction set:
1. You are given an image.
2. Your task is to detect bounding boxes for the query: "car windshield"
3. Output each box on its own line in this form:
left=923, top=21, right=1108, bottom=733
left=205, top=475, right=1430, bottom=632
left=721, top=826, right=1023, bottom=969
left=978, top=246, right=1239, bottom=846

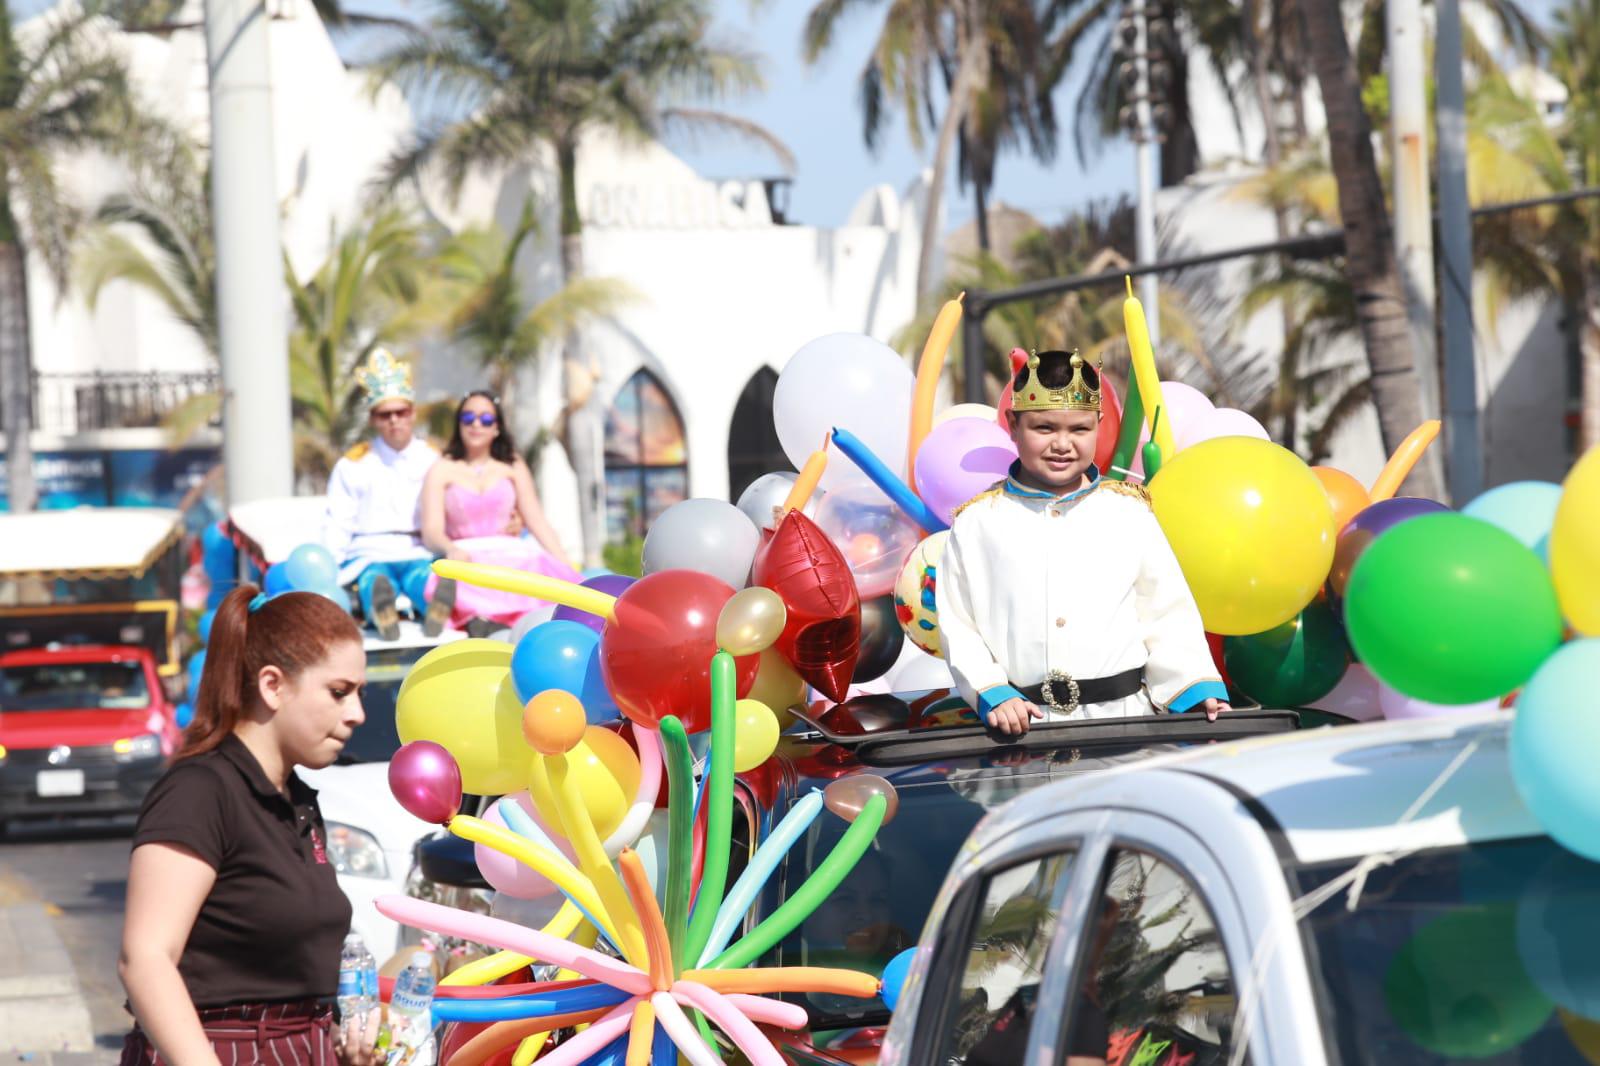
left=1293, top=836, right=1600, bottom=1064
left=0, top=661, right=150, bottom=711
left=337, top=646, right=430, bottom=764
left=762, top=754, right=1102, bottom=1031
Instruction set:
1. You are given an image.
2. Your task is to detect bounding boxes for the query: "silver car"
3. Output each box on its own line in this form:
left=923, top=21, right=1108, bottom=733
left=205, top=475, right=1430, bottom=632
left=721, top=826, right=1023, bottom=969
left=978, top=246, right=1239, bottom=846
left=879, top=710, right=1600, bottom=1066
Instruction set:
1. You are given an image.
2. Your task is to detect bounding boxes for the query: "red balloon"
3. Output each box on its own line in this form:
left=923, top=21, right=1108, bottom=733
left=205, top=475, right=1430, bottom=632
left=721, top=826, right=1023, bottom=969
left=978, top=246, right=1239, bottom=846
left=1205, top=631, right=1234, bottom=691
left=752, top=511, right=861, bottom=702
left=600, top=570, right=758, bottom=733
left=1095, top=374, right=1124, bottom=473
left=996, top=349, right=1029, bottom=430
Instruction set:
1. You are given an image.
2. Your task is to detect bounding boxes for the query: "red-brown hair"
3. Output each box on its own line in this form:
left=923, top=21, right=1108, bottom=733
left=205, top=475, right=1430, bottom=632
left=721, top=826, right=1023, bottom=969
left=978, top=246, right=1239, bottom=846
left=179, top=584, right=363, bottom=760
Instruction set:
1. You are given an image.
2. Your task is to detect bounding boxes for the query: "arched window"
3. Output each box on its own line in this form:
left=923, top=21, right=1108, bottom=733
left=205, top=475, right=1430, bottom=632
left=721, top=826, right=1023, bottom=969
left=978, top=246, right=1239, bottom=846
left=727, top=367, right=793, bottom=504
left=604, top=369, right=688, bottom=542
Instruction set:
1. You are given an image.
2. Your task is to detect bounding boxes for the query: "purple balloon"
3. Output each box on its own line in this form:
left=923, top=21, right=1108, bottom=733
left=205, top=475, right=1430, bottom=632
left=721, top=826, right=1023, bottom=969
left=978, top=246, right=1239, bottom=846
left=1329, top=496, right=1451, bottom=601
left=552, top=574, right=637, bottom=634
left=913, top=417, right=1019, bottom=526
left=388, top=740, right=463, bottom=824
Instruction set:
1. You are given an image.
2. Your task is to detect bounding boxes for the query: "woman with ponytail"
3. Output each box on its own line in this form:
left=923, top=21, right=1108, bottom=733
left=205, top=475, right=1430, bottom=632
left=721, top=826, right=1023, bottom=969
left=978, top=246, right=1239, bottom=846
left=119, top=586, right=380, bottom=1066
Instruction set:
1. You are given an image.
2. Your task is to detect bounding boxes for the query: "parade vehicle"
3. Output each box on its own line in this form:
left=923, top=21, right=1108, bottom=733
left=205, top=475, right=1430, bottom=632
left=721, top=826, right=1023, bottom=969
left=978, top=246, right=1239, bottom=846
left=0, top=507, right=186, bottom=829
left=877, top=709, right=1598, bottom=1066
left=228, top=494, right=467, bottom=958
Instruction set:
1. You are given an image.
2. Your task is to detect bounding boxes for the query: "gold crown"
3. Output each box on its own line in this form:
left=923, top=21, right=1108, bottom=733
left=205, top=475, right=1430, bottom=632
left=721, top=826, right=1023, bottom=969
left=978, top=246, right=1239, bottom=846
left=356, top=348, right=414, bottom=408
left=1011, top=350, right=1101, bottom=413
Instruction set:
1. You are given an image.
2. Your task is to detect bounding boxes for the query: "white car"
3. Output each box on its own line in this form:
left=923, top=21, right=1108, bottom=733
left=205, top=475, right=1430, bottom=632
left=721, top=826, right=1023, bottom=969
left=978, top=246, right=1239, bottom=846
left=879, top=710, right=1600, bottom=1066
left=301, top=624, right=465, bottom=961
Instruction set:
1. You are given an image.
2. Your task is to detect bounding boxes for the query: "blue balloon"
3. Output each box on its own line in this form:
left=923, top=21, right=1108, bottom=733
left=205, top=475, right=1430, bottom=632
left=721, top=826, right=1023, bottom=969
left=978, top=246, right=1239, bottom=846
left=509, top=620, right=616, bottom=720
left=186, top=649, right=207, bottom=703
left=1463, top=481, right=1563, bottom=561
left=590, top=1035, right=628, bottom=1066
left=283, top=543, right=339, bottom=590
left=1510, top=639, right=1600, bottom=862
left=307, top=582, right=351, bottom=610
left=263, top=562, right=294, bottom=596
left=429, top=982, right=630, bottom=1022
left=881, top=947, right=918, bottom=1011
left=201, top=522, right=237, bottom=579
left=832, top=427, right=949, bottom=532
left=174, top=702, right=195, bottom=729
left=197, top=608, right=216, bottom=645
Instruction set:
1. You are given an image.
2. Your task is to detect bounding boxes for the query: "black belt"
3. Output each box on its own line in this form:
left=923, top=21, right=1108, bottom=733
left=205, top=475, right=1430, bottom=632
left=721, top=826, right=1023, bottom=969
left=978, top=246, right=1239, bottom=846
left=1016, top=667, right=1144, bottom=712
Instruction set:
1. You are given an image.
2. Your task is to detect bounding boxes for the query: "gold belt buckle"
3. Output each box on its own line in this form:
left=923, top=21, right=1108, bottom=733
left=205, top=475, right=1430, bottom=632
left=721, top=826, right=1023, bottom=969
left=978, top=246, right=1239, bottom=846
left=1040, top=670, right=1080, bottom=714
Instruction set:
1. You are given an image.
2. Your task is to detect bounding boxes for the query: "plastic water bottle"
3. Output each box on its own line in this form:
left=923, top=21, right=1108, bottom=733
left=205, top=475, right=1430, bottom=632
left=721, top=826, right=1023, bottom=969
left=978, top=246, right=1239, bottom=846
left=386, top=952, right=437, bottom=1066
left=337, top=934, right=376, bottom=1023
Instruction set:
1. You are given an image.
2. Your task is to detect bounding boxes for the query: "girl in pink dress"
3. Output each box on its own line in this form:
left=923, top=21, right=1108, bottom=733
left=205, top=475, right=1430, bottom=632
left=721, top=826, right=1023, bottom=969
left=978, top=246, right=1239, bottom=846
left=420, top=391, right=580, bottom=631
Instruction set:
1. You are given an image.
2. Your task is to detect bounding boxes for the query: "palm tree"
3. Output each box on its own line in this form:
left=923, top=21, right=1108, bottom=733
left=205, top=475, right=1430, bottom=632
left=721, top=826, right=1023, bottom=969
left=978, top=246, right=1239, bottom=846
left=435, top=198, right=636, bottom=407
left=0, top=2, right=158, bottom=513
left=368, top=0, right=785, bottom=566
left=286, top=206, right=437, bottom=484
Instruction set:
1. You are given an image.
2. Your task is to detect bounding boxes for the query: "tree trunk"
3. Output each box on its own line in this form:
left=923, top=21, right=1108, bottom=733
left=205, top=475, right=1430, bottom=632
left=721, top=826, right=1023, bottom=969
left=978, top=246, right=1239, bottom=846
left=555, top=134, right=604, bottom=567
left=916, top=35, right=984, bottom=300
left=1299, top=0, right=1438, bottom=497
left=0, top=236, right=36, bottom=513
left=972, top=145, right=991, bottom=255
left=1582, top=264, right=1600, bottom=453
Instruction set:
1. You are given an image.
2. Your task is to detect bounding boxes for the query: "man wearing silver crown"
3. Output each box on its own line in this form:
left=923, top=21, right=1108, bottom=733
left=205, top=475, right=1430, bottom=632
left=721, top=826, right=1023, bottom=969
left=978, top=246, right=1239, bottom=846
left=936, top=349, right=1229, bottom=734
left=323, top=349, right=453, bottom=640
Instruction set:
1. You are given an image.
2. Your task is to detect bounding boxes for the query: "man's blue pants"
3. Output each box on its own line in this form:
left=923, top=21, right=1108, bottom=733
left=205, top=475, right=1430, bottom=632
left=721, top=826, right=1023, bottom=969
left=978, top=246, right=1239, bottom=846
left=354, top=558, right=434, bottom=621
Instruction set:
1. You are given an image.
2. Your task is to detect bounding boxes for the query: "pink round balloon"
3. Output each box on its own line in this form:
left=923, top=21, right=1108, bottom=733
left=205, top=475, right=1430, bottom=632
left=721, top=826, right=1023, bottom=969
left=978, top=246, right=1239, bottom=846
left=1191, top=407, right=1271, bottom=446
left=389, top=740, right=463, bottom=824
left=1128, top=382, right=1216, bottom=477
left=1308, top=664, right=1383, bottom=722
left=913, top=417, right=1019, bottom=526
left=1377, top=682, right=1500, bottom=720
left=475, top=791, right=576, bottom=900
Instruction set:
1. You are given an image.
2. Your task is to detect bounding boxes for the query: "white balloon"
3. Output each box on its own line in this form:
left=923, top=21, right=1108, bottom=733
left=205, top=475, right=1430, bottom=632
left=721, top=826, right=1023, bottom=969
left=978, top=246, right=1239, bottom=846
left=888, top=642, right=955, bottom=693
left=774, top=333, right=915, bottom=492
left=510, top=602, right=557, bottom=643
left=735, top=471, right=820, bottom=532
left=641, top=497, right=760, bottom=589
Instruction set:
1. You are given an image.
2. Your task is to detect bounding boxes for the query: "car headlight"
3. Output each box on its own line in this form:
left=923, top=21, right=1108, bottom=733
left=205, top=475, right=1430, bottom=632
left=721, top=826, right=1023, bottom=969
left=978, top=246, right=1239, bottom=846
left=325, top=822, right=389, bottom=879
left=113, top=734, right=162, bottom=762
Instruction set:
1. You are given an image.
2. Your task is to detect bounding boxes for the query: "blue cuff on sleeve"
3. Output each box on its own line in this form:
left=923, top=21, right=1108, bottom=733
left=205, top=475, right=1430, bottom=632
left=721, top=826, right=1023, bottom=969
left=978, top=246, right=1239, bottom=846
left=1168, top=680, right=1229, bottom=714
left=977, top=685, right=1026, bottom=716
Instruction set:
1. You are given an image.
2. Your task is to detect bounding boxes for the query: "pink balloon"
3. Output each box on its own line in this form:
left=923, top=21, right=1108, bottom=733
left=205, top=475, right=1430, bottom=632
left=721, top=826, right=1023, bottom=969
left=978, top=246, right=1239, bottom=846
left=1308, top=664, right=1383, bottom=722
left=1378, top=682, right=1500, bottom=720
left=475, top=792, right=578, bottom=899
left=1127, top=382, right=1216, bottom=476
left=1191, top=407, right=1271, bottom=446
left=913, top=417, right=1019, bottom=526
left=388, top=740, right=463, bottom=824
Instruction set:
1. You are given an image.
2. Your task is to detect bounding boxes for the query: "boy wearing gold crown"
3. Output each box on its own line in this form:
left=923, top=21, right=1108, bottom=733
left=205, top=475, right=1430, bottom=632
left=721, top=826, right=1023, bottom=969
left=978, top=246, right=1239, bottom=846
left=936, top=350, right=1228, bottom=734
left=324, top=349, right=454, bottom=639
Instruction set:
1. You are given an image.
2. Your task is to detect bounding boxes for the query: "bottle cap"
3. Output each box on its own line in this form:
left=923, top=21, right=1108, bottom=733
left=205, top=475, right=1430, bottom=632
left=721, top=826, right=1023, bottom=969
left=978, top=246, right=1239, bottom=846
left=410, top=951, right=433, bottom=971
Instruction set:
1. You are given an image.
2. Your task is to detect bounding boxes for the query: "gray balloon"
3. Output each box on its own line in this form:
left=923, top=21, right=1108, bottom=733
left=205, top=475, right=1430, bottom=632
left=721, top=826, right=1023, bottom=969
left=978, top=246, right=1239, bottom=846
left=642, top=498, right=761, bottom=588
left=736, top=471, right=820, bottom=531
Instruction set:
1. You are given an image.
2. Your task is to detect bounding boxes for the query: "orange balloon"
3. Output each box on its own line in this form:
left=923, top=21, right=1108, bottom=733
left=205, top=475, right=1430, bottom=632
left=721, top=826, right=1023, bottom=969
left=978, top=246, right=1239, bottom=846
left=522, top=690, right=586, bottom=755
left=1313, top=466, right=1371, bottom=533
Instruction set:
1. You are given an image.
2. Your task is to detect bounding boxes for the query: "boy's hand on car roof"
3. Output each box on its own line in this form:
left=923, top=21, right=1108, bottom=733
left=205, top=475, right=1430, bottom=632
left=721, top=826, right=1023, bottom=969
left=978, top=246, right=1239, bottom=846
left=1202, top=698, right=1231, bottom=723
left=988, top=697, right=1045, bottom=736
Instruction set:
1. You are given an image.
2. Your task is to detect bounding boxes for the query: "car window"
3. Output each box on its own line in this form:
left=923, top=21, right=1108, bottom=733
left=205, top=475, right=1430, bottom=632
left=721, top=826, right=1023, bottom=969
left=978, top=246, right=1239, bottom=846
left=1064, top=848, right=1243, bottom=1066
left=0, top=661, right=149, bottom=711
left=939, top=850, right=1077, bottom=1066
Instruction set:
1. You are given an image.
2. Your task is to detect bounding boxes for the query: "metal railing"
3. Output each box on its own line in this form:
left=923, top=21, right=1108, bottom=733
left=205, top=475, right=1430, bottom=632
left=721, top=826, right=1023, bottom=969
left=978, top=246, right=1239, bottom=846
left=29, top=370, right=220, bottom=435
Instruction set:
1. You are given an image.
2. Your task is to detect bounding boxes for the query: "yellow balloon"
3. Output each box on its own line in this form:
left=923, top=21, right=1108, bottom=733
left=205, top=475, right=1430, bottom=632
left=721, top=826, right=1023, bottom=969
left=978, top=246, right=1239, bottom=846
left=527, top=726, right=640, bottom=840
left=1551, top=445, right=1600, bottom=636
left=396, top=639, right=532, bottom=795
left=716, top=587, right=788, bottom=656
left=1149, top=437, right=1335, bottom=636
left=732, top=699, right=781, bottom=772
left=747, top=646, right=805, bottom=730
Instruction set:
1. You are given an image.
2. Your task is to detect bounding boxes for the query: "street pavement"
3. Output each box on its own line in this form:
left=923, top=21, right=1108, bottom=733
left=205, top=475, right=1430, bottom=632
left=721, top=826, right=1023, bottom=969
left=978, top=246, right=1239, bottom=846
left=0, top=820, right=134, bottom=1066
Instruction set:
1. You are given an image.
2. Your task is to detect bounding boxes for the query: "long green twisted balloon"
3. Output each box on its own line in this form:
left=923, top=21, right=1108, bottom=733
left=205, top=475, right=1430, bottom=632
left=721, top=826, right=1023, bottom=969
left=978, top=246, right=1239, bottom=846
left=659, top=715, right=695, bottom=977
left=708, top=792, right=888, bottom=971
left=1106, top=371, right=1147, bottom=481
left=684, top=651, right=737, bottom=966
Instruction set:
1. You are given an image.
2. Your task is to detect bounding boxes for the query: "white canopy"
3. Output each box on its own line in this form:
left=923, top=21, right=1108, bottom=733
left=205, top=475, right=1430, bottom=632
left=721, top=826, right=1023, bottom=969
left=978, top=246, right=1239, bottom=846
left=227, top=496, right=329, bottom=565
left=0, top=507, right=184, bottom=579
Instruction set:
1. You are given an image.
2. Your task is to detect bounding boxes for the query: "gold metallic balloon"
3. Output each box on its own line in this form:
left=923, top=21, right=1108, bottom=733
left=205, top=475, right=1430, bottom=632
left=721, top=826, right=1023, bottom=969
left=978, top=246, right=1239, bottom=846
left=716, top=586, right=788, bottom=656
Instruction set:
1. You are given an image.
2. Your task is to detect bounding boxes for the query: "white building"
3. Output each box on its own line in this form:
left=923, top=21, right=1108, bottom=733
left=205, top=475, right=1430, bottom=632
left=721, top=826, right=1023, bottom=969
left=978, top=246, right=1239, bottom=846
left=12, top=0, right=927, bottom=558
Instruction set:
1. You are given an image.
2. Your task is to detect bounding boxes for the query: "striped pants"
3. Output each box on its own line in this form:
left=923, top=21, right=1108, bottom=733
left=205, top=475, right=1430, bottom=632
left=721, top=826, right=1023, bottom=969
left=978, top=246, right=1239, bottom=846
left=122, top=1001, right=336, bottom=1066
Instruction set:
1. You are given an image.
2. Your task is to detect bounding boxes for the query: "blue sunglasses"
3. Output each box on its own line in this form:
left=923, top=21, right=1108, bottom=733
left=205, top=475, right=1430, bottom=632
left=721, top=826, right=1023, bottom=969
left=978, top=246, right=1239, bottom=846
left=459, top=412, right=498, bottom=427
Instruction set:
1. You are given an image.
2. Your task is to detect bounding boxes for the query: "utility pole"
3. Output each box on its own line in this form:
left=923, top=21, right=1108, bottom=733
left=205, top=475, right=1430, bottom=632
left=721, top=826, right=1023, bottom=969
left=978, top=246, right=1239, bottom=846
left=1435, top=0, right=1482, bottom=502
left=1127, top=0, right=1162, bottom=348
left=1386, top=0, right=1445, bottom=487
left=204, top=0, right=293, bottom=508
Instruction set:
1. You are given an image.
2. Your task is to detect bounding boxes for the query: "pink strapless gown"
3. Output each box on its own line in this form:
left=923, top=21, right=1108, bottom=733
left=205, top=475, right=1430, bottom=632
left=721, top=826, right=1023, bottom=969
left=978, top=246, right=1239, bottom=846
left=425, top=479, right=579, bottom=628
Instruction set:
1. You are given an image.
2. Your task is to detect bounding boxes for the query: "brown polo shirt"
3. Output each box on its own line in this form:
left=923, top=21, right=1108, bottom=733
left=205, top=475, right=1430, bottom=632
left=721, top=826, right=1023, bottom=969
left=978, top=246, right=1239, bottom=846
left=132, top=734, right=354, bottom=1008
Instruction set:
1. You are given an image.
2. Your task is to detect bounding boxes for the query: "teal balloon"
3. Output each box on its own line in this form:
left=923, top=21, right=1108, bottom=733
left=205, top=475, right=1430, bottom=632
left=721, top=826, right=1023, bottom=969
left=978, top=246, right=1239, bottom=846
left=1223, top=600, right=1350, bottom=706
left=283, top=543, right=339, bottom=589
left=1511, top=640, right=1600, bottom=862
left=1345, top=514, right=1562, bottom=704
left=1463, top=481, right=1562, bottom=561
left=1515, top=849, right=1600, bottom=1019
left=1384, top=906, right=1553, bottom=1058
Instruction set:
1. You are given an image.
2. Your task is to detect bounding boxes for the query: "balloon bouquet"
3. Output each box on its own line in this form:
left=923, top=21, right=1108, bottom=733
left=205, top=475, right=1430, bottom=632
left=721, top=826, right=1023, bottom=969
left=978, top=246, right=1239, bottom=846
left=381, top=560, right=901, bottom=1066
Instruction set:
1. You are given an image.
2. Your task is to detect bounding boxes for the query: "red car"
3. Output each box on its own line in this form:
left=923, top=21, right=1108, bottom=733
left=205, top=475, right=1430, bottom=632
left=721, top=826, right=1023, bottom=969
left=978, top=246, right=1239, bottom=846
left=0, top=645, right=181, bottom=829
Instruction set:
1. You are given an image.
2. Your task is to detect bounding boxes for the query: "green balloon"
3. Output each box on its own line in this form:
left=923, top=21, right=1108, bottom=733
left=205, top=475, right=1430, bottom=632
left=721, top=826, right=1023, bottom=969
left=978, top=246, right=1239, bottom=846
left=1345, top=513, right=1562, bottom=704
left=1223, top=600, right=1350, bottom=706
left=1385, top=906, right=1553, bottom=1058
